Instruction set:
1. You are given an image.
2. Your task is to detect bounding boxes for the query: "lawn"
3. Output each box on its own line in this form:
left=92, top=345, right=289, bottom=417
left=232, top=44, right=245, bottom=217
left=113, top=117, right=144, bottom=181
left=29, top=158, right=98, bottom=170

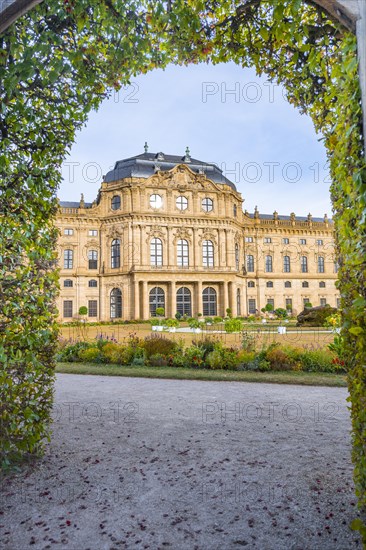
left=56, top=362, right=347, bottom=387
left=59, top=322, right=334, bottom=349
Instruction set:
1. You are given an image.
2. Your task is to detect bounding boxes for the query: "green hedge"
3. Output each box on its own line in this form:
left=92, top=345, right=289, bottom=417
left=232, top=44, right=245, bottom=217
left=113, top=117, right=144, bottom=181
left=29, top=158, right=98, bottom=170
left=1, top=1, right=365, bottom=540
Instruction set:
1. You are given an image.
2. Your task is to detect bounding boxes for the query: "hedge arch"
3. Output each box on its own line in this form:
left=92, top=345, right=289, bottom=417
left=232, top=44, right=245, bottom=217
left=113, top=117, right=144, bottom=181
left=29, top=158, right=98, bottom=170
left=0, top=0, right=365, bottom=538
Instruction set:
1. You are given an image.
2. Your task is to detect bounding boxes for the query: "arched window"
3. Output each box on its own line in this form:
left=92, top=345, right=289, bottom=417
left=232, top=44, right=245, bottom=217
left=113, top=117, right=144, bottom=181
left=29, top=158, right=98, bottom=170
left=248, top=281, right=255, bottom=288
left=284, top=281, right=292, bottom=288
left=176, top=287, right=191, bottom=317
left=266, top=281, right=273, bottom=288
left=319, top=281, right=326, bottom=288
left=302, top=281, right=309, bottom=288
left=149, top=287, right=165, bottom=317
left=318, top=256, right=325, bottom=273
left=64, top=249, right=73, bottom=269
left=235, top=243, right=239, bottom=271
left=202, top=287, right=217, bottom=316
left=110, top=288, right=122, bottom=318
left=64, top=279, right=73, bottom=287
left=202, top=240, right=214, bottom=268
left=88, top=250, right=98, bottom=269
left=246, top=255, right=254, bottom=272
left=111, top=239, right=120, bottom=268
left=150, top=238, right=163, bottom=267
left=177, top=239, right=189, bottom=267
left=265, top=255, right=273, bottom=273
left=236, top=288, right=241, bottom=316
left=283, top=255, right=291, bottom=273
left=88, top=279, right=98, bottom=288
left=301, top=256, right=308, bottom=273
left=111, top=195, right=121, bottom=210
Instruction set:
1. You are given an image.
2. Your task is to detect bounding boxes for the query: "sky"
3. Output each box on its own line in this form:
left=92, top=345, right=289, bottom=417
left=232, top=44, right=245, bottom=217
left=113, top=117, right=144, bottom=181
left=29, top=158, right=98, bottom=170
left=60, top=61, right=332, bottom=217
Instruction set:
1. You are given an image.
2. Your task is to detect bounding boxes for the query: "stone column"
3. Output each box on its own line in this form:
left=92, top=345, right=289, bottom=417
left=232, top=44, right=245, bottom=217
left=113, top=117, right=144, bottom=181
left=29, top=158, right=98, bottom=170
left=134, top=279, right=140, bottom=320
left=141, top=281, right=148, bottom=320
left=169, top=281, right=176, bottom=317
left=196, top=280, right=202, bottom=316
left=221, top=281, right=229, bottom=317
left=229, top=282, right=236, bottom=316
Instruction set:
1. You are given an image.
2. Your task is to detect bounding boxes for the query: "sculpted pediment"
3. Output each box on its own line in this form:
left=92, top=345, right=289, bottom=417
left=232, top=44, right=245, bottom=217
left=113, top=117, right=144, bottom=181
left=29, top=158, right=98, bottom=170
left=147, top=164, right=220, bottom=192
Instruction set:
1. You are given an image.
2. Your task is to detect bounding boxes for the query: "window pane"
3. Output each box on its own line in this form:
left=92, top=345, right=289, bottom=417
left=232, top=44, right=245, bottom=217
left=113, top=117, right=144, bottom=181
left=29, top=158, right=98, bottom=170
left=64, top=279, right=73, bottom=287
left=110, top=288, right=122, bottom=318
left=176, top=287, right=192, bottom=316
left=301, top=256, right=308, bottom=273
left=202, top=197, right=213, bottom=212
left=246, top=255, right=254, bottom=272
left=283, top=256, right=290, bottom=273
left=265, top=255, right=273, bottom=272
left=176, top=196, right=188, bottom=210
left=150, top=238, right=163, bottom=267
left=64, top=249, right=73, bottom=269
left=111, top=195, right=121, bottom=210
left=248, top=299, right=256, bottom=314
left=88, top=300, right=98, bottom=317
left=111, top=239, right=120, bottom=268
left=150, top=194, right=162, bottom=208
left=63, top=300, right=73, bottom=318
left=202, top=240, right=214, bottom=268
left=177, top=239, right=189, bottom=267
left=202, top=287, right=217, bottom=316
left=149, top=287, right=165, bottom=317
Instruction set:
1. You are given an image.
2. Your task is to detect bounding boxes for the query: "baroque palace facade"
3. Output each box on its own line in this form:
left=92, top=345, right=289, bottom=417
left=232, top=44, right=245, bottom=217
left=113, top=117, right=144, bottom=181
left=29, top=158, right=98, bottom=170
left=56, top=148, right=340, bottom=321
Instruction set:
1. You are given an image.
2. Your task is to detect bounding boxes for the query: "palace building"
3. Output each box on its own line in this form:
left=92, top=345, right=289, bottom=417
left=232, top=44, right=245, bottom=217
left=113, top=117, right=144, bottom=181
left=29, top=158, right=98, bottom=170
left=56, top=148, right=340, bottom=321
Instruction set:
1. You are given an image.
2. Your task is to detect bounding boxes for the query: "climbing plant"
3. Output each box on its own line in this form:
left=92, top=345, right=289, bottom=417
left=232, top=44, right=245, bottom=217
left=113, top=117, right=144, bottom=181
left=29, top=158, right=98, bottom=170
left=0, top=0, right=365, bottom=538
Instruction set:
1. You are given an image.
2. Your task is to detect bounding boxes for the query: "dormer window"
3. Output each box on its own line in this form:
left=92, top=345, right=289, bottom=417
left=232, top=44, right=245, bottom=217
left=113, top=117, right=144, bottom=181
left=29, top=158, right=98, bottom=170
left=156, top=152, right=164, bottom=161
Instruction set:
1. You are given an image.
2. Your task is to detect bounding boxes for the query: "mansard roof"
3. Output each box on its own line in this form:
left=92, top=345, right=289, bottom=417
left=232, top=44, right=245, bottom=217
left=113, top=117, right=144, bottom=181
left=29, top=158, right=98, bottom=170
left=103, top=151, right=237, bottom=190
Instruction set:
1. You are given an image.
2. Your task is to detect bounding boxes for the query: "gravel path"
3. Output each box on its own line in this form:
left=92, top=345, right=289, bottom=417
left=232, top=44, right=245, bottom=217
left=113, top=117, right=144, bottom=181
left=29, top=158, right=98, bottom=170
left=0, top=374, right=362, bottom=549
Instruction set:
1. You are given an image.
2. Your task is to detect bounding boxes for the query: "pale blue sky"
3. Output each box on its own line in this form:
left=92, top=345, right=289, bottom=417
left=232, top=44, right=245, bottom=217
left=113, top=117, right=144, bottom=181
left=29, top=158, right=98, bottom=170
left=60, top=61, right=332, bottom=217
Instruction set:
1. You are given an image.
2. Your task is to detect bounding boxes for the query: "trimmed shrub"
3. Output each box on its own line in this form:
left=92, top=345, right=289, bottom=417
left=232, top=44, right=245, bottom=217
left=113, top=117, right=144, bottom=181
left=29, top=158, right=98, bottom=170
left=143, top=335, right=177, bottom=358
left=224, top=318, right=243, bottom=333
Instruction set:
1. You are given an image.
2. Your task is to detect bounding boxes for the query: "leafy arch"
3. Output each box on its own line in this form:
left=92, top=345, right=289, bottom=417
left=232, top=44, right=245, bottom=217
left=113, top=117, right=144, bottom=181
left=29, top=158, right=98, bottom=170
left=0, top=0, right=365, bottom=535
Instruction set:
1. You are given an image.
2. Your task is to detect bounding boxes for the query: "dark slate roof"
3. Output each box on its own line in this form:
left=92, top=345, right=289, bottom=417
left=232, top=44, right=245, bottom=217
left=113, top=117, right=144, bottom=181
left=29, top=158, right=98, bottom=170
left=247, top=213, right=333, bottom=223
left=59, top=201, right=92, bottom=208
left=103, top=152, right=237, bottom=190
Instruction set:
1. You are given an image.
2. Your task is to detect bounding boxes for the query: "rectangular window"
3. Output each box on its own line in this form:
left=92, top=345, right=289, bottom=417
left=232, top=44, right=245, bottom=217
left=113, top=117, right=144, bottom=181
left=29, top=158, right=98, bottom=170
left=320, top=298, right=327, bottom=307
left=88, top=250, right=98, bottom=270
left=267, top=298, right=275, bottom=309
left=285, top=298, right=292, bottom=312
left=248, top=298, right=256, bottom=314
left=177, top=240, right=189, bottom=267
left=264, top=237, right=272, bottom=243
left=88, top=300, right=98, bottom=317
left=64, top=228, right=73, bottom=236
left=337, top=298, right=341, bottom=309
left=246, top=255, right=254, bottom=272
left=303, top=297, right=310, bottom=307
left=63, top=300, right=73, bottom=318
left=88, top=229, right=98, bottom=237
left=282, top=238, right=289, bottom=244
left=265, top=255, right=273, bottom=273
left=299, top=239, right=306, bottom=245
left=245, top=236, right=253, bottom=243
left=316, top=239, right=323, bottom=246
left=64, top=249, right=73, bottom=269
left=301, top=256, right=308, bottom=273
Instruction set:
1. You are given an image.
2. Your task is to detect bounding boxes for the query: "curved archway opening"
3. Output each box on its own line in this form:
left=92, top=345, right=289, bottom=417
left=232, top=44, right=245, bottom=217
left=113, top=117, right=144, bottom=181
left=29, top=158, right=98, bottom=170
left=1, top=0, right=365, bottom=530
